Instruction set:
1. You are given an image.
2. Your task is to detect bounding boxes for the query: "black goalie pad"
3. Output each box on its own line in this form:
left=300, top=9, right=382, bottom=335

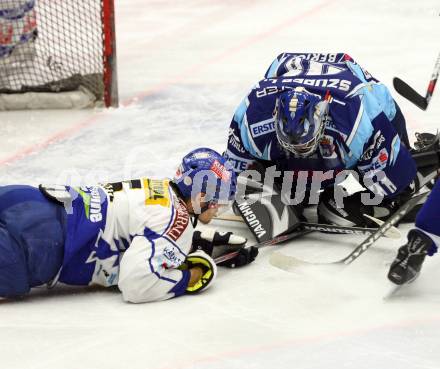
left=233, top=175, right=302, bottom=242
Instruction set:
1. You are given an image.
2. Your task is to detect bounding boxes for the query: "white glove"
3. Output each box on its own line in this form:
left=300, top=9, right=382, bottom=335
left=192, top=228, right=247, bottom=258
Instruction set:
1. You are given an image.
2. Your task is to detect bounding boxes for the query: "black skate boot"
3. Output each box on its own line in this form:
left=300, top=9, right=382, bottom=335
left=388, top=229, right=437, bottom=285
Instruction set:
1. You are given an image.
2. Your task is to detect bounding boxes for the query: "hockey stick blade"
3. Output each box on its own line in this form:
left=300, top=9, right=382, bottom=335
left=393, top=77, right=428, bottom=110
left=214, top=229, right=313, bottom=265
left=271, top=190, right=431, bottom=271
left=393, top=51, right=440, bottom=110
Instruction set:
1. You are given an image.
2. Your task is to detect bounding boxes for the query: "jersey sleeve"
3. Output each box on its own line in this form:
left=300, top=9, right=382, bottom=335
left=354, top=111, right=416, bottom=198
left=118, top=234, right=191, bottom=303
left=224, top=117, right=259, bottom=174
left=117, top=183, right=194, bottom=303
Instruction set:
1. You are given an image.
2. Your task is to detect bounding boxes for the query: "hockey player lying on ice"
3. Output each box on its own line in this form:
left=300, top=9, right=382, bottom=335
left=224, top=52, right=432, bottom=226
left=0, top=148, right=258, bottom=303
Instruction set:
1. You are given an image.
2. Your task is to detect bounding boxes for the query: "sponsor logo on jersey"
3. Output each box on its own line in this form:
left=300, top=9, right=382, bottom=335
left=166, top=199, right=189, bottom=241
left=210, top=160, right=231, bottom=182
left=89, top=186, right=104, bottom=222
left=235, top=202, right=267, bottom=238
left=76, top=186, right=104, bottom=223
left=250, top=119, right=275, bottom=138
left=361, top=131, right=385, bottom=161
left=266, top=77, right=352, bottom=92
left=144, top=179, right=171, bottom=207
left=376, top=149, right=389, bottom=167
left=256, top=86, right=279, bottom=98
left=359, top=148, right=389, bottom=174
left=224, top=150, right=253, bottom=172
left=228, top=128, right=247, bottom=154
left=163, top=245, right=185, bottom=267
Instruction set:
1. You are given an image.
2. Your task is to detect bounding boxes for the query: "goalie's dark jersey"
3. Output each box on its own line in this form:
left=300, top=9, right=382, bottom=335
left=224, top=52, right=416, bottom=198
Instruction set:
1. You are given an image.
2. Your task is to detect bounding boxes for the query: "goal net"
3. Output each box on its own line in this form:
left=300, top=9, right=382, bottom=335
left=0, top=0, right=118, bottom=109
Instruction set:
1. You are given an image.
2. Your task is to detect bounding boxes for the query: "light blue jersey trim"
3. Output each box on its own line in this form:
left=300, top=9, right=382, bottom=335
left=262, top=142, right=272, bottom=160
left=234, top=97, right=265, bottom=159
left=233, top=98, right=247, bottom=124
left=345, top=101, right=374, bottom=168
left=372, top=83, right=396, bottom=121
left=390, top=134, right=401, bottom=165
left=362, top=89, right=388, bottom=121
left=346, top=61, right=396, bottom=121
left=346, top=61, right=367, bottom=83
left=242, top=115, right=263, bottom=158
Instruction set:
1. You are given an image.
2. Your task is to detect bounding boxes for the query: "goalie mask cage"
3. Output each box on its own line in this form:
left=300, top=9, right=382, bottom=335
left=0, top=0, right=118, bottom=109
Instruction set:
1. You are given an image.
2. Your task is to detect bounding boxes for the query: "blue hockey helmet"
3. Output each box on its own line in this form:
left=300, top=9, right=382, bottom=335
left=274, top=89, right=328, bottom=157
left=173, top=148, right=237, bottom=206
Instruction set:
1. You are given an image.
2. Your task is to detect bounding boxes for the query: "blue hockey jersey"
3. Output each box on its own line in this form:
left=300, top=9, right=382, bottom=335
left=224, top=52, right=416, bottom=198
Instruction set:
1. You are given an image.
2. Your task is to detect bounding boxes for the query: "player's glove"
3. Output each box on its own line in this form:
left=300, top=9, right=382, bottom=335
left=192, top=229, right=247, bottom=257
left=180, top=251, right=217, bottom=295
left=217, top=246, right=259, bottom=268
left=192, top=229, right=257, bottom=268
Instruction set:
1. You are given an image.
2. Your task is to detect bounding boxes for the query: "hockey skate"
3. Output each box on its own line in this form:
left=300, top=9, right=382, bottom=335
left=387, top=229, right=437, bottom=286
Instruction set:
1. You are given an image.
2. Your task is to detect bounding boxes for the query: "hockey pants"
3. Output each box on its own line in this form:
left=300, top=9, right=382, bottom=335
left=0, top=185, right=66, bottom=298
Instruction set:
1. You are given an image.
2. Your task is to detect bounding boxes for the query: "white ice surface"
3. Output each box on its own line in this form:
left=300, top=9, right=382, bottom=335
left=0, top=1, right=440, bottom=368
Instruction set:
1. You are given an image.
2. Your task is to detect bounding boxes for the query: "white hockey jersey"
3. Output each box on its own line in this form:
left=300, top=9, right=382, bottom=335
left=55, top=178, right=194, bottom=303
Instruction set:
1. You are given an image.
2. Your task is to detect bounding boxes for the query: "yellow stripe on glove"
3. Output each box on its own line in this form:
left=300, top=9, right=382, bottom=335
left=182, top=251, right=217, bottom=294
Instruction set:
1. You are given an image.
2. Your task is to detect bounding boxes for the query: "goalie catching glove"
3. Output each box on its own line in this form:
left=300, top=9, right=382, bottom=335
left=179, top=251, right=217, bottom=294
left=192, top=229, right=258, bottom=268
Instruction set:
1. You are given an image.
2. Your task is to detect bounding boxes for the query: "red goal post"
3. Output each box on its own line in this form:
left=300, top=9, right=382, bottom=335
left=0, top=0, right=118, bottom=109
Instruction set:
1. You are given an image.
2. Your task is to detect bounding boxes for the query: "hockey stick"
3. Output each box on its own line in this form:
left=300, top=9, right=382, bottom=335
left=270, top=170, right=438, bottom=270
left=215, top=213, right=401, bottom=239
left=214, top=228, right=313, bottom=264
left=393, top=52, right=440, bottom=110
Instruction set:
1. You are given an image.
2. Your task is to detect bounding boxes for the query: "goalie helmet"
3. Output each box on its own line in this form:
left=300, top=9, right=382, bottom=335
left=274, top=89, right=329, bottom=157
left=173, top=148, right=237, bottom=205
